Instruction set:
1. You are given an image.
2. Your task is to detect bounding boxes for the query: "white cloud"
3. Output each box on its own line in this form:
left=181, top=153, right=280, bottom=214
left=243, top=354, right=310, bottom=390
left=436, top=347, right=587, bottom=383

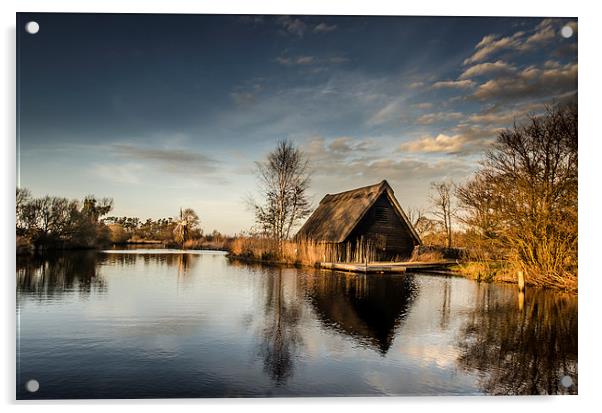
left=328, top=137, right=354, bottom=153
left=415, top=112, right=464, bottom=125
left=432, top=79, right=475, bottom=89
left=295, top=55, right=315, bottom=65
left=409, top=81, right=425, bottom=89
left=521, top=18, right=567, bottom=50
left=463, top=19, right=573, bottom=65
left=463, top=31, right=524, bottom=65
left=458, top=60, right=516, bottom=79
left=314, top=22, right=337, bottom=33
left=301, top=135, right=475, bottom=208
left=399, top=134, right=467, bottom=154
left=276, top=16, right=307, bottom=37
left=413, top=102, right=433, bottom=110
left=467, top=112, right=516, bottom=124
left=472, top=62, right=577, bottom=101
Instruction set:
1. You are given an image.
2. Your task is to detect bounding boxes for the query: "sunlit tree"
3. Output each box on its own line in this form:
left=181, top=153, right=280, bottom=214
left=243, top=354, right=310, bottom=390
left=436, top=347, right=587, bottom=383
left=251, top=139, right=312, bottom=249
left=173, top=208, right=200, bottom=245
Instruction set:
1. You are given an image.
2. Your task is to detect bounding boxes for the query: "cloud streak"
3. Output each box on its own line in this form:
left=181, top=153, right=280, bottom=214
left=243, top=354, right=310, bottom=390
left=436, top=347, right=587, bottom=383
left=432, top=79, right=475, bottom=89
left=459, top=60, right=516, bottom=79
left=110, top=143, right=221, bottom=176
left=314, top=22, right=337, bottom=33
left=463, top=19, right=571, bottom=65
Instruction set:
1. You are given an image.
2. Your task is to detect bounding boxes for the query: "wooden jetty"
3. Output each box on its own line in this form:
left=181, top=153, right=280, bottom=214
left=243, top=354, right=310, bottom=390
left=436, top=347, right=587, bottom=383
left=319, top=260, right=458, bottom=274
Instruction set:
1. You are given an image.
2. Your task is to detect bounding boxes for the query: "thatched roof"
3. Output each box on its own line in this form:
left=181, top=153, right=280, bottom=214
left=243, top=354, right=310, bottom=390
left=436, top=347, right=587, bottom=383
left=296, top=180, right=421, bottom=244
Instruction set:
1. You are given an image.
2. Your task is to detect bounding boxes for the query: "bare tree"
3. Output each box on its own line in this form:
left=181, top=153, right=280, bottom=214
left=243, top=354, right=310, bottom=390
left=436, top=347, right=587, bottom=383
left=406, top=206, right=437, bottom=238
left=405, top=207, right=424, bottom=228
left=16, top=187, right=31, bottom=232
left=252, top=139, right=312, bottom=248
left=430, top=181, right=456, bottom=248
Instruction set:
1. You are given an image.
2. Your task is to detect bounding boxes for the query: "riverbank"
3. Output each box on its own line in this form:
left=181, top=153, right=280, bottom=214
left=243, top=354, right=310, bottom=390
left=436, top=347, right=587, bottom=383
left=17, top=237, right=576, bottom=294
left=228, top=251, right=577, bottom=294
left=450, top=261, right=577, bottom=293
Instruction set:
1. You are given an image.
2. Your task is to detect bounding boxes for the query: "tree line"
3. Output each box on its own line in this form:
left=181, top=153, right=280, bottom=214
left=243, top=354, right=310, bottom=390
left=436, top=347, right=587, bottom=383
left=104, top=208, right=201, bottom=244
left=16, top=190, right=230, bottom=252
left=103, top=209, right=230, bottom=249
left=16, top=189, right=114, bottom=252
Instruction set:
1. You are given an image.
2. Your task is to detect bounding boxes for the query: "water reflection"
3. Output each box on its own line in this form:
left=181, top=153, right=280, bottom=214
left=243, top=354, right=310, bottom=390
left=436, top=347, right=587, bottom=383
left=16, top=251, right=578, bottom=398
left=102, top=251, right=199, bottom=281
left=17, top=252, right=106, bottom=299
left=457, top=285, right=578, bottom=395
left=258, top=267, right=304, bottom=384
left=306, top=271, right=418, bottom=354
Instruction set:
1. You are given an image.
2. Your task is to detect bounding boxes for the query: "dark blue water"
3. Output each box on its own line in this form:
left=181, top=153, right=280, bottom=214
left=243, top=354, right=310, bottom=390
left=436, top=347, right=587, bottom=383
left=16, top=250, right=577, bottom=399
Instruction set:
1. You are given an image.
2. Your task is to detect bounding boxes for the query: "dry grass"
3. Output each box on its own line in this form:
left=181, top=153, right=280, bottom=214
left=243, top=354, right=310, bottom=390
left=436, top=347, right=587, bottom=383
left=452, top=259, right=577, bottom=293
left=453, top=261, right=515, bottom=283
left=229, top=237, right=377, bottom=266
left=182, top=238, right=231, bottom=251
left=410, top=249, right=444, bottom=262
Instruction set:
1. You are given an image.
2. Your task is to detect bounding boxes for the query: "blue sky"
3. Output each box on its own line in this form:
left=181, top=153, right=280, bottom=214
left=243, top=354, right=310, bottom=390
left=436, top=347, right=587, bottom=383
left=17, top=13, right=577, bottom=234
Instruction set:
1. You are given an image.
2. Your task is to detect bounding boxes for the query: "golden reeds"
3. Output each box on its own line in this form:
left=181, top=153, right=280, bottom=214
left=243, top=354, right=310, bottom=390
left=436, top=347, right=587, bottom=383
left=229, top=236, right=376, bottom=266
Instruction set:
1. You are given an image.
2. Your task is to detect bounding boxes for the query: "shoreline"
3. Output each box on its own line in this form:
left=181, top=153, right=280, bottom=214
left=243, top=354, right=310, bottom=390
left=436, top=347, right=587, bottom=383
left=16, top=243, right=230, bottom=256
left=17, top=246, right=576, bottom=294
left=227, top=253, right=577, bottom=294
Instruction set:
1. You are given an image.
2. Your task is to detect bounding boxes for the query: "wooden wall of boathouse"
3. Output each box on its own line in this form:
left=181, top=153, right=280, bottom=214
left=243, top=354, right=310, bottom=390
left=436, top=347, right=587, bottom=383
left=346, top=192, right=417, bottom=261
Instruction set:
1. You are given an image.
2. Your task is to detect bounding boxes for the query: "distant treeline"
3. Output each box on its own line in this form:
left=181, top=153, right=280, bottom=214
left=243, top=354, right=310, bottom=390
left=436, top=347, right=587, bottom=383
left=16, top=189, right=114, bottom=253
left=16, top=190, right=232, bottom=253
left=104, top=212, right=232, bottom=250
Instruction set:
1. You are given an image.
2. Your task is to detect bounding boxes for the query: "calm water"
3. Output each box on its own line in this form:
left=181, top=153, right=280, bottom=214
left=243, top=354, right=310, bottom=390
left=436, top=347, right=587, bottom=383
left=16, top=249, right=577, bottom=399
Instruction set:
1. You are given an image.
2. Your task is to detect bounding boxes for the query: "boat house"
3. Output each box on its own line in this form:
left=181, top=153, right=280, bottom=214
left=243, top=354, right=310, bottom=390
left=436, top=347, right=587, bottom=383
left=296, top=180, right=421, bottom=262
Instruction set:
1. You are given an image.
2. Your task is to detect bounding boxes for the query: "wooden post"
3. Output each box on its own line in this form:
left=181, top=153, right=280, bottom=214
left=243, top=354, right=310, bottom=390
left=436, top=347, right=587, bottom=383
left=518, top=291, right=525, bottom=311
left=517, top=270, right=525, bottom=292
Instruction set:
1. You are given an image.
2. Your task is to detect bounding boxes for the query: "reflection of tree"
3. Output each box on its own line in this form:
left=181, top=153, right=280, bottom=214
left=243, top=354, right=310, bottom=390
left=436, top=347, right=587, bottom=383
left=101, top=252, right=137, bottom=267
left=458, top=285, right=578, bottom=395
left=258, top=267, right=303, bottom=384
left=17, top=251, right=106, bottom=299
left=306, top=272, right=418, bottom=354
left=176, top=254, right=192, bottom=280
left=440, top=281, right=451, bottom=329
left=102, top=252, right=197, bottom=274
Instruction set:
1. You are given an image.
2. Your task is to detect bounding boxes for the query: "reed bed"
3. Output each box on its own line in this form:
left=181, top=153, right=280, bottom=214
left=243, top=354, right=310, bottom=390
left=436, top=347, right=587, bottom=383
left=229, top=237, right=377, bottom=266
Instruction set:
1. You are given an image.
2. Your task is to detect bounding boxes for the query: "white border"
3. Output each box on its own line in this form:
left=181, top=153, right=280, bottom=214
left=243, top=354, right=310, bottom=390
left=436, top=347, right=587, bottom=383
left=2, top=1, right=600, bottom=412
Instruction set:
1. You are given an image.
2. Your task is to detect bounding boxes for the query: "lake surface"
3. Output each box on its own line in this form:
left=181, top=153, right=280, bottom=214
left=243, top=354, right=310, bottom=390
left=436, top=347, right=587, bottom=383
left=16, top=249, right=577, bottom=399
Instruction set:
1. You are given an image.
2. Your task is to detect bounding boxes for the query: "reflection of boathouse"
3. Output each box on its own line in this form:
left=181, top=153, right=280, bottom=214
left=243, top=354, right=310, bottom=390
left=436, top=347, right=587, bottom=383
left=306, top=272, right=418, bottom=354
left=296, top=180, right=421, bottom=262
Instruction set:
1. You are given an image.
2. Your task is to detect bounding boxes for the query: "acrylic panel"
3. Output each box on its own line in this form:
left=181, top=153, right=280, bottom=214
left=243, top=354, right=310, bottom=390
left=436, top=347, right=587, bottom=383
left=16, top=13, right=578, bottom=399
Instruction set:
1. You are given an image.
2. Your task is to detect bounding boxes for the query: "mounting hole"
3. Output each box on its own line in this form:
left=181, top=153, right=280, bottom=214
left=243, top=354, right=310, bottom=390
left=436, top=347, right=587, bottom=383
left=25, top=379, right=40, bottom=393
left=25, top=21, right=39, bottom=35
left=560, top=25, right=573, bottom=39
left=560, top=375, right=573, bottom=388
